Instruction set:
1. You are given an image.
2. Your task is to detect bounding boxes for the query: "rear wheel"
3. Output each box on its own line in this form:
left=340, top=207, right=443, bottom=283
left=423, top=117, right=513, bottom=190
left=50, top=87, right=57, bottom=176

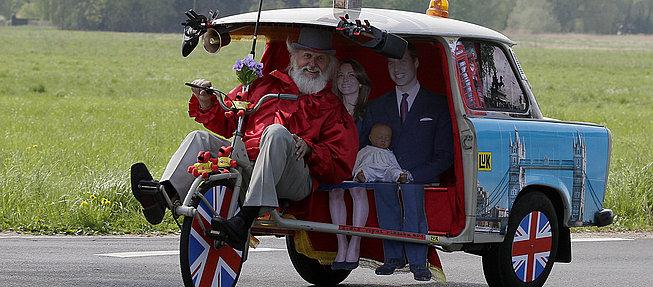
left=180, top=185, right=246, bottom=287
left=482, top=192, right=559, bottom=287
left=286, top=235, right=350, bottom=286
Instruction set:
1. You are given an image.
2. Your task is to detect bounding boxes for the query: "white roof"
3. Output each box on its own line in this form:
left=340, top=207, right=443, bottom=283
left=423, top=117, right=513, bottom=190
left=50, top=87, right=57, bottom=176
left=215, top=8, right=513, bottom=45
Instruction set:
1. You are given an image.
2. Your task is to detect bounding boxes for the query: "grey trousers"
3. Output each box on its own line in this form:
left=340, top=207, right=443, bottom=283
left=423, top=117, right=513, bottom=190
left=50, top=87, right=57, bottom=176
left=161, top=124, right=311, bottom=210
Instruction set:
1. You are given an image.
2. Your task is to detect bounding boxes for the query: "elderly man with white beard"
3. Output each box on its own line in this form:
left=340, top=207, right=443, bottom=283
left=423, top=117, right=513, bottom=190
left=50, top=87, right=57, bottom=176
left=130, top=27, right=358, bottom=251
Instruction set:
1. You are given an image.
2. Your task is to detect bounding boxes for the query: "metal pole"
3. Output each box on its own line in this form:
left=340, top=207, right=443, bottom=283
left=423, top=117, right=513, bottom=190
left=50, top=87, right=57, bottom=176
left=249, top=0, right=264, bottom=58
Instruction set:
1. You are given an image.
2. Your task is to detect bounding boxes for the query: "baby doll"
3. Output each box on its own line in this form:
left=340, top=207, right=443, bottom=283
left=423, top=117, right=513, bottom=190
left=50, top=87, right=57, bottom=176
left=353, top=123, right=411, bottom=183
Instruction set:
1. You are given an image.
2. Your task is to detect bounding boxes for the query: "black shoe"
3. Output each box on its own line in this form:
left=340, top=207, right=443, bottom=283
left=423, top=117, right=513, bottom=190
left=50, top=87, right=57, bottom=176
left=211, top=216, right=250, bottom=251
left=375, top=258, right=405, bottom=275
left=331, top=261, right=348, bottom=270
left=410, top=264, right=432, bottom=281
left=130, top=163, right=166, bottom=225
left=331, top=261, right=358, bottom=271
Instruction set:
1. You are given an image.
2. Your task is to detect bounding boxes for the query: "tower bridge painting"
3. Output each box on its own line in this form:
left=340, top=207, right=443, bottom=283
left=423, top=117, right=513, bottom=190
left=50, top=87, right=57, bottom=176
left=475, top=128, right=599, bottom=233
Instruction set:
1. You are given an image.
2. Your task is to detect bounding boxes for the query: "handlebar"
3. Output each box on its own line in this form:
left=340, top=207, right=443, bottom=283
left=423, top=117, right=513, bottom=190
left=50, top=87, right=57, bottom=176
left=185, top=82, right=298, bottom=115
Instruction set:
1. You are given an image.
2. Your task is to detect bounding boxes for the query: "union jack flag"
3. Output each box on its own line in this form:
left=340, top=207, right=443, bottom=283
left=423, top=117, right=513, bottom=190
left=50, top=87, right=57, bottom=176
left=511, top=211, right=552, bottom=283
left=187, top=186, right=243, bottom=287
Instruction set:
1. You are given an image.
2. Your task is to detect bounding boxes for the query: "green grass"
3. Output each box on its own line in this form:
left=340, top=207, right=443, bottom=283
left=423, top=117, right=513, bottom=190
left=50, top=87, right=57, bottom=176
left=0, top=26, right=252, bottom=234
left=0, top=27, right=651, bottom=234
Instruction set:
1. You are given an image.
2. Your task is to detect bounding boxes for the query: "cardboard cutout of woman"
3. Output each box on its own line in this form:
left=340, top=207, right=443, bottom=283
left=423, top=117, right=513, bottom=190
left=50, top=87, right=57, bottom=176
left=329, top=60, right=370, bottom=271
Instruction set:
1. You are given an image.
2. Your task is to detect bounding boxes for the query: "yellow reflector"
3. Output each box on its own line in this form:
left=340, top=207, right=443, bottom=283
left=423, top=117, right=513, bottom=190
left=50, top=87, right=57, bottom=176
left=426, top=0, right=449, bottom=18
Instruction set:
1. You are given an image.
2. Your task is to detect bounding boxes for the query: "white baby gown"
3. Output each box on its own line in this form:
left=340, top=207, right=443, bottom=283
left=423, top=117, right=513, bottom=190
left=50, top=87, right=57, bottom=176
left=352, top=145, right=409, bottom=182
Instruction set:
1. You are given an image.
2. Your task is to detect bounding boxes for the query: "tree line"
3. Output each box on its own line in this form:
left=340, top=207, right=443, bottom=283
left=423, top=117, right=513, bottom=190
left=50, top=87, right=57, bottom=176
left=2, top=0, right=652, bottom=34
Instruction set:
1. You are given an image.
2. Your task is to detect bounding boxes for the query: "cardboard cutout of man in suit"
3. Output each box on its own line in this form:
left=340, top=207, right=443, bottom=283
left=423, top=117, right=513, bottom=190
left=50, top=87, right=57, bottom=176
left=359, top=43, right=453, bottom=281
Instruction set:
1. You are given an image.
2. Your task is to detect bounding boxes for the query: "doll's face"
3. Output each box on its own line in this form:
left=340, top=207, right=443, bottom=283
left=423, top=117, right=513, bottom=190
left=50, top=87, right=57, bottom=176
left=369, top=125, right=392, bottom=149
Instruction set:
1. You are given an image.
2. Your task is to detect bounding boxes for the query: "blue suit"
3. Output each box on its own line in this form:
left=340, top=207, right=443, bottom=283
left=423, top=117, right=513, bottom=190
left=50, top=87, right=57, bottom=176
left=360, top=87, right=453, bottom=266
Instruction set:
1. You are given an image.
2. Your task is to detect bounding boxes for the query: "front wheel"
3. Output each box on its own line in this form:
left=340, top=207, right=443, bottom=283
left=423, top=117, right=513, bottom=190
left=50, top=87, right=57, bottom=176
left=286, top=234, right=350, bottom=286
left=482, top=191, right=559, bottom=287
left=180, top=185, right=246, bottom=287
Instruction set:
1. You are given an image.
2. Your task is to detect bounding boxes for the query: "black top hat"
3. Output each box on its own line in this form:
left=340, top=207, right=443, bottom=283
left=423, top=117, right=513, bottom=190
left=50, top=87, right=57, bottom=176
left=290, top=27, right=336, bottom=55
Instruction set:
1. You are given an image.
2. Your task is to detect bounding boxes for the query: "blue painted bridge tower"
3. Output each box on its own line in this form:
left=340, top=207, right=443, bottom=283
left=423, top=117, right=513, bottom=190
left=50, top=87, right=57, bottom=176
left=506, top=130, right=587, bottom=224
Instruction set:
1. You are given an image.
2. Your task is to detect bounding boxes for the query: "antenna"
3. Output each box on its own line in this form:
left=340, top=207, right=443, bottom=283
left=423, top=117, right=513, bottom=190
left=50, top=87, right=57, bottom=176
left=249, top=0, right=264, bottom=58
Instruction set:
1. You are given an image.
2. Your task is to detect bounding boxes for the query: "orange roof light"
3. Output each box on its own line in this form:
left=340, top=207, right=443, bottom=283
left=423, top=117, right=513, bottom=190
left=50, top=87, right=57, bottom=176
left=426, top=0, right=449, bottom=18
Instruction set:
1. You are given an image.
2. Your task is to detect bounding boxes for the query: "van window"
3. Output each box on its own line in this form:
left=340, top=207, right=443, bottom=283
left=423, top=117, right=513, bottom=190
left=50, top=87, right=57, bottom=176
left=454, top=40, right=529, bottom=115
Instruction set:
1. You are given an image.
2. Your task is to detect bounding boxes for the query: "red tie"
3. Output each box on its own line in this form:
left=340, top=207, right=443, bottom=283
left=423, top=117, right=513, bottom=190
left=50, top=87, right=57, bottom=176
left=400, top=93, right=409, bottom=123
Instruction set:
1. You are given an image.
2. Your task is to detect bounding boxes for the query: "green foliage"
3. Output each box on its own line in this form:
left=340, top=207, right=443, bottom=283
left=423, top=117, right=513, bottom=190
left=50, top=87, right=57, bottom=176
left=0, top=0, right=26, bottom=18
left=507, top=0, right=561, bottom=33
left=450, top=0, right=515, bottom=31
left=452, top=0, right=653, bottom=34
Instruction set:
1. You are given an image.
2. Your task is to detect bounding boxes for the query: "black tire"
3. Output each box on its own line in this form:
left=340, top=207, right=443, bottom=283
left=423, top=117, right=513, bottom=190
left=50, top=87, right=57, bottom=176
left=482, top=192, right=559, bottom=287
left=286, top=235, right=351, bottom=286
left=180, top=184, right=245, bottom=287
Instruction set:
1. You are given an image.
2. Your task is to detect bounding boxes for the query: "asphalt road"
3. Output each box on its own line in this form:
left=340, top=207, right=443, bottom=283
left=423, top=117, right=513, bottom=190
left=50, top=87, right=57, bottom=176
left=0, top=233, right=651, bottom=287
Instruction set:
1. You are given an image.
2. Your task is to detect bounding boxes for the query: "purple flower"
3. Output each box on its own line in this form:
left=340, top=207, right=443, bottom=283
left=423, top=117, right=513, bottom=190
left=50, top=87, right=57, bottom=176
left=243, top=57, right=256, bottom=70
left=233, top=55, right=264, bottom=85
left=233, top=59, right=244, bottom=71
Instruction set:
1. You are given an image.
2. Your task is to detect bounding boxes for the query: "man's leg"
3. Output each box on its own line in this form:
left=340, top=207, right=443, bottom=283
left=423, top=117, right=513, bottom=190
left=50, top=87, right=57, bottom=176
left=131, top=130, right=229, bottom=225
left=161, top=130, right=231, bottom=200
left=212, top=124, right=310, bottom=251
left=400, top=184, right=430, bottom=281
left=245, top=124, right=312, bottom=210
left=373, top=184, right=406, bottom=275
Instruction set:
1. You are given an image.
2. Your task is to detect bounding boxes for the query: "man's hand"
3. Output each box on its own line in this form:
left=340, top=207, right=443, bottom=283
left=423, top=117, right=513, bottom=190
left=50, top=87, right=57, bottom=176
left=398, top=172, right=408, bottom=183
left=292, top=134, right=311, bottom=160
left=355, top=170, right=366, bottom=182
left=190, top=79, right=213, bottom=110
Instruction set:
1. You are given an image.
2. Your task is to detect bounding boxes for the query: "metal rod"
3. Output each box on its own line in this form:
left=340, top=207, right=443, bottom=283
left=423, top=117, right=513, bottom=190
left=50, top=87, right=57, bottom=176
left=249, top=0, right=264, bottom=57
left=267, top=211, right=453, bottom=247
left=197, top=192, right=219, bottom=217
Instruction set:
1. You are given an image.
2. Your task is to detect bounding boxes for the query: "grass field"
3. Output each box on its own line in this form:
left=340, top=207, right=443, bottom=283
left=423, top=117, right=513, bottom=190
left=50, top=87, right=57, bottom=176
left=0, top=27, right=651, bottom=234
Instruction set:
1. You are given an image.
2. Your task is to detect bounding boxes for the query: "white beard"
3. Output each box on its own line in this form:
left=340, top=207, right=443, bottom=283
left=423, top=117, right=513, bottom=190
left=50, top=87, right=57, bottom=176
left=289, top=63, right=329, bottom=95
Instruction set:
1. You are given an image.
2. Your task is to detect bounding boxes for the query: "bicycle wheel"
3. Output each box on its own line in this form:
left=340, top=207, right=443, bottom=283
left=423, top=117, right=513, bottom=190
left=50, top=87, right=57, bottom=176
left=180, top=184, right=246, bottom=287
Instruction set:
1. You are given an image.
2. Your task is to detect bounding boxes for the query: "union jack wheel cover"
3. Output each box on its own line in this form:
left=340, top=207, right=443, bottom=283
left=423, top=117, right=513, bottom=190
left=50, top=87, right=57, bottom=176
left=186, top=186, right=244, bottom=287
left=511, top=211, right=552, bottom=283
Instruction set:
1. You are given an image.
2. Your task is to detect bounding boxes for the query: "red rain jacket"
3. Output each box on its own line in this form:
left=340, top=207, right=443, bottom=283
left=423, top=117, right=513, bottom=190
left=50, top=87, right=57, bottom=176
left=188, top=70, right=358, bottom=190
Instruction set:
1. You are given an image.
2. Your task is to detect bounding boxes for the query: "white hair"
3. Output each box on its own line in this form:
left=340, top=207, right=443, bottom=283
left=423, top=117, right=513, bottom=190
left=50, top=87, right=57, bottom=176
left=286, top=40, right=338, bottom=95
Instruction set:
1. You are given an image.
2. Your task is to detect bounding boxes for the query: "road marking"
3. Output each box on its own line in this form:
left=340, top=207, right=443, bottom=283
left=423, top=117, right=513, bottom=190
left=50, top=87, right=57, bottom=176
left=571, top=237, right=634, bottom=242
left=96, top=247, right=285, bottom=258
left=97, top=250, right=179, bottom=258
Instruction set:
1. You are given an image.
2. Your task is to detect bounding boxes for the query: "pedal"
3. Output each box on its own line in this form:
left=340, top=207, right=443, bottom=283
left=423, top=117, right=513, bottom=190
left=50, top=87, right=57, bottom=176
left=209, top=230, right=229, bottom=249
left=213, top=238, right=226, bottom=249
left=138, top=180, right=161, bottom=194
